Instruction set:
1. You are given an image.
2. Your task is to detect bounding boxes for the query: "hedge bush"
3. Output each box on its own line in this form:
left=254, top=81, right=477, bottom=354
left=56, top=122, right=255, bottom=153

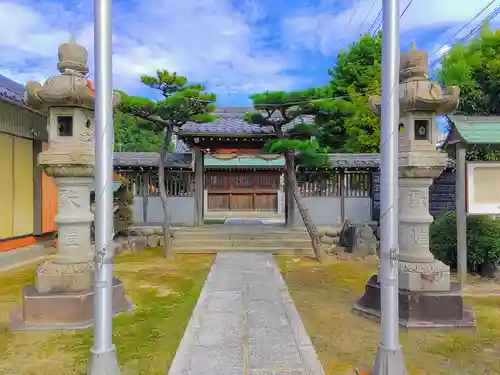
left=430, top=211, right=500, bottom=274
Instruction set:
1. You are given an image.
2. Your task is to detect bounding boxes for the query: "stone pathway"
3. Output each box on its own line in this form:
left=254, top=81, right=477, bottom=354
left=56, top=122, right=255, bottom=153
left=168, top=253, right=324, bottom=375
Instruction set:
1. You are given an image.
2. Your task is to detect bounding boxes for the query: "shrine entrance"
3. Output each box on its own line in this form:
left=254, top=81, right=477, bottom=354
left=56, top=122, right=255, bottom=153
left=205, top=170, right=280, bottom=212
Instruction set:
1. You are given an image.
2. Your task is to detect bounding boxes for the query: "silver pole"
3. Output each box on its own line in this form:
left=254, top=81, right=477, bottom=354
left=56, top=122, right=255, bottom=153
left=372, top=0, right=407, bottom=374
left=88, top=0, right=121, bottom=374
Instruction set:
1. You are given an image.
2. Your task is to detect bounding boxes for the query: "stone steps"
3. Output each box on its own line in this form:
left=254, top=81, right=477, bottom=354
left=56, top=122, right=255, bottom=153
left=172, top=231, right=313, bottom=241
left=131, top=225, right=341, bottom=254
left=174, top=246, right=314, bottom=255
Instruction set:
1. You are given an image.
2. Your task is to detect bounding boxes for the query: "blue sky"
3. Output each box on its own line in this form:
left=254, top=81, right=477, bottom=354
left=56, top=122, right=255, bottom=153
left=0, top=0, right=498, bottom=133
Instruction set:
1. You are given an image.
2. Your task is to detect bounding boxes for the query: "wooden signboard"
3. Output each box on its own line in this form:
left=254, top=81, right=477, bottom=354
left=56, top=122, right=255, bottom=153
left=466, top=162, right=500, bottom=215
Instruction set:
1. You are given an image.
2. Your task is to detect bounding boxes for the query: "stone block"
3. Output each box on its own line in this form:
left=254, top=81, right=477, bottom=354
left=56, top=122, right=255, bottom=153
left=134, top=236, right=147, bottom=251
left=398, top=259, right=450, bottom=292
left=324, top=227, right=341, bottom=237
left=339, top=219, right=352, bottom=247
left=141, top=228, right=156, bottom=236
left=11, top=278, right=132, bottom=329
left=355, top=274, right=476, bottom=328
left=146, top=234, right=160, bottom=248
left=320, top=235, right=335, bottom=245
left=159, top=235, right=165, bottom=247
left=154, top=227, right=164, bottom=235
left=35, top=260, right=93, bottom=294
left=347, top=224, right=378, bottom=257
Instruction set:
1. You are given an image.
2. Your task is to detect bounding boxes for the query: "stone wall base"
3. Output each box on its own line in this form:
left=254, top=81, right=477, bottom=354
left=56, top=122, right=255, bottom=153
left=10, top=278, right=133, bottom=331
left=354, top=274, right=476, bottom=329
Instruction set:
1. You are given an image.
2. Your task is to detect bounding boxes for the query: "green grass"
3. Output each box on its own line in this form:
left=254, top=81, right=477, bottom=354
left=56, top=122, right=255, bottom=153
left=203, top=218, right=226, bottom=225
left=0, top=249, right=214, bottom=375
left=276, top=256, right=500, bottom=375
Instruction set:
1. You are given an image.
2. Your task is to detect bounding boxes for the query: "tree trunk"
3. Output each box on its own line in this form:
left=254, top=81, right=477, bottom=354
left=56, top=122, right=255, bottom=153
left=284, top=150, right=324, bottom=261
left=159, top=151, right=173, bottom=258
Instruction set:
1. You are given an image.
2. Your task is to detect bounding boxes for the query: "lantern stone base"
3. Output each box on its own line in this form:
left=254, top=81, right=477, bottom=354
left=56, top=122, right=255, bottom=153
left=398, top=259, right=451, bottom=292
left=10, top=278, right=133, bottom=331
left=354, top=275, right=476, bottom=329
left=35, top=259, right=94, bottom=294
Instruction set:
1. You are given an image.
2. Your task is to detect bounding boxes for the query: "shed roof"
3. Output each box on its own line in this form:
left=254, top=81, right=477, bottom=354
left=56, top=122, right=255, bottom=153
left=445, top=115, right=500, bottom=147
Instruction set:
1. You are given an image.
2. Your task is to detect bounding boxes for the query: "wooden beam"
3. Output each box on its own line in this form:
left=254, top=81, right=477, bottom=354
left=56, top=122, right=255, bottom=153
left=456, top=143, right=467, bottom=290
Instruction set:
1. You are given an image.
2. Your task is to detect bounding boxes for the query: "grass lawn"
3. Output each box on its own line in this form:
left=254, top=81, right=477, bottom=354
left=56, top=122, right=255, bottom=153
left=0, top=249, right=214, bottom=375
left=277, top=256, right=500, bottom=375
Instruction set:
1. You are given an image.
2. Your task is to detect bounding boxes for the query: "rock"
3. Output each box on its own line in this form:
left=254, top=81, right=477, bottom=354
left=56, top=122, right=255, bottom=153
left=129, top=229, right=141, bottom=236
left=159, top=235, right=165, bottom=247
left=146, top=234, right=160, bottom=248
left=142, top=228, right=156, bottom=236
left=348, top=224, right=377, bottom=257
left=321, top=235, right=335, bottom=245
left=154, top=227, right=164, bottom=236
left=134, top=236, right=147, bottom=251
left=480, top=262, right=500, bottom=278
left=339, top=219, right=352, bottom=247
left=325, top=227, right=342, bottom=237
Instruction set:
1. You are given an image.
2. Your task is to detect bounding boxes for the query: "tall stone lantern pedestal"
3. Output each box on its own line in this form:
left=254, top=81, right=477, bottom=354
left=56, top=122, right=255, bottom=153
left=354, top=45, right=476, bottom=328
left=10, top=38, right=132, bottom=330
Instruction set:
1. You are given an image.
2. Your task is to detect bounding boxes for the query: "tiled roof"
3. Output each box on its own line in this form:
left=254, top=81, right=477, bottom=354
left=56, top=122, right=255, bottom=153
left=113, top=152, right=193, bottom=169
left=327, top=153, right=456, bottom=168
left=179, top=106, right=314, bottom=136
left=0, top=74, right=26, bottom=104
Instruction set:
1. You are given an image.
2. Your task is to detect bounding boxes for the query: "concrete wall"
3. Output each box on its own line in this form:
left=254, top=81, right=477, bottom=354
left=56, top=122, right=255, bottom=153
left=132, top=196, right=196, bottom=226
left=292, top=197, right=372, bottom=227
left=292, top=197, right=341, bottom=226
left=345, top=197, right=372, bottom=223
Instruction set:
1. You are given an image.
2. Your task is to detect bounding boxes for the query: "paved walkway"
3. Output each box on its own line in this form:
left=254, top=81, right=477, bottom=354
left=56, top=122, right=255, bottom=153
left=168, top=253, right=324, bottom=375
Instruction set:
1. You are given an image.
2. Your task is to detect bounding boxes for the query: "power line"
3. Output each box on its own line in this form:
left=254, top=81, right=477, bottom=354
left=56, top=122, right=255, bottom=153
left=372, top=0, right=413, bottom=35
left=336, top=0, right=363, bottom=57
left=430, top=2, right=500, bottom=68
left=367, top=8, right=382, bottom=35
left=429, top=0, right=497, bottom=61
left=357, top=0, right=379, bottom=36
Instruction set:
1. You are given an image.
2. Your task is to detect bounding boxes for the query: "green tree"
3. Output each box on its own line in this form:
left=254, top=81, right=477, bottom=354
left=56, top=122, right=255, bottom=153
left=439, top=22, right=500, bottom=161
left=245, top=88, right=330, bottom=261
left=114, top=111, right=165, bottom=152
left=315, top=32, right=382, bottom=153
left=119, top=71, right=216, bottom=257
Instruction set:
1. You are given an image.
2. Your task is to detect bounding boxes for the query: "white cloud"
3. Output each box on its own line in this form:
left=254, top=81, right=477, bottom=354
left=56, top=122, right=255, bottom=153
left=0, top=0, right=298, bottom=98
left=282, top=0, right=498, bottom=56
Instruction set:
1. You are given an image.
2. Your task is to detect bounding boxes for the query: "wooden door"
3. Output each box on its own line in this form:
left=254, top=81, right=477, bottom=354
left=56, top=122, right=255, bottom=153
left=12, top=137, right=34, bottom=237
left=205, top=171, right=279, bottom=211
left=0, top=133, right=14, bottom=239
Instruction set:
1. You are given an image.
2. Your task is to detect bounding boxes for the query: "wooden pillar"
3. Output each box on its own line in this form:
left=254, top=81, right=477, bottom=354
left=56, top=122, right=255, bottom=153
left=194, top=147, right=204, bottom=226
left=142, top=171, right=149, bottom=224
left=456, top=143, right=467, bottom=290
left=285, top=158, right=295, bottom=226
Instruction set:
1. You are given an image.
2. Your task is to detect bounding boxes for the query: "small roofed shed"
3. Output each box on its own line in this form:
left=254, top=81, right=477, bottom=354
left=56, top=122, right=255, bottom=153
left=443, top=115, right=500, bottom=288
left=444, top=115, right=500, bottom=149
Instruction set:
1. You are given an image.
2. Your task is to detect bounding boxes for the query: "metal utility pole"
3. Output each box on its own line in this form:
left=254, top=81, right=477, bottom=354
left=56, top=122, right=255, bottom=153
left=88, top=0, right=121, bottom=374
left=372, top=0, right=407, bottom=374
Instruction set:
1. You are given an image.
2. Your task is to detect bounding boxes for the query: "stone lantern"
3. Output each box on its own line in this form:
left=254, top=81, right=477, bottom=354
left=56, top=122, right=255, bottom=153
left=10, top=37, right=131, bottom=330
left=355, top=44, right=475, bottom=328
